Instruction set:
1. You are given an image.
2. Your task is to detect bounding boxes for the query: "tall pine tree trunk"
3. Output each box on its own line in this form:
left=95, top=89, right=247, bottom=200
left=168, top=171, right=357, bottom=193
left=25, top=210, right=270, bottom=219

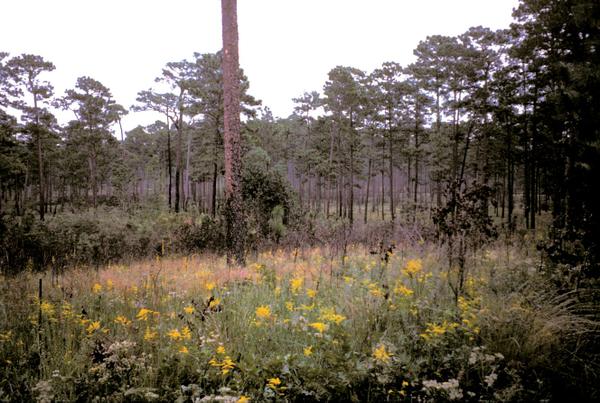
left=221, top=0, right=246, bottom=265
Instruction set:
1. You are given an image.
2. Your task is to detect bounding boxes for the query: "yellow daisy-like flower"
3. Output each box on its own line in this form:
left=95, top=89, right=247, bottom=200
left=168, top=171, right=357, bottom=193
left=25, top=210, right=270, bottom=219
left=167, top=328, right=183, bottom=341
left=209, top=298, right=221, bottom=309
left=309, top=322, right=327, bottom=333
left=403, top=259, right=423, bottom=276
left=178, top=345, right=189, bottom=354
left=205, top=281, right=216, bottom=291
left=105, top=279, right=114, bottom=290
left=306, top=288, right=317, bottom=298
left=255, top=305, right=271, bottom=320
left=394, top=283, right=414, bottom=297
left=181, top=326, right=192, bottom=340
left=136, top=308, right=153, bottom=321
left=290, top=277, right=303, bottom=294
left=40, top=301, right=55, bottom=317
left=114, top=315, right=131, bottom=326
left=267, top=377, right=282, bottom=389
left=144, top=327, right=158, bottom=341
left=238, top=396, right=250, bottom=403
left=92, top=283, right=102, bottom=294
left=373, top=344, right=392, bottom=363
left=86, top=321, right=101, bottom=334
left=184, top=305, right=195, bottom=315
left=303, top=346, right=313, bottom=356
left=216, top=345, right=226, bottom=354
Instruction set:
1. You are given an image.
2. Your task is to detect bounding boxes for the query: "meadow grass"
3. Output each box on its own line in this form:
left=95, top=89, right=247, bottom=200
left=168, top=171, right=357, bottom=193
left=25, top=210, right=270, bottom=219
left=0, top=239, right=597, bottom=402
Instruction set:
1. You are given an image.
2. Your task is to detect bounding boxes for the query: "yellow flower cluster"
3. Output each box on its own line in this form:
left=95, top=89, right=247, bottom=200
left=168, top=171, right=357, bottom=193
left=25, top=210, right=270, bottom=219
left=319, top=308, right=346, bottom=325
left=394, top=282, right=414, bottom=297
left=309, top=322, right=327, bottom=333
left=255, top=305, right=271, bottom=320
left=136, top=308, right=159, bottom=321
left=114, top=315, right=131, bottom=326
left=373, top=344, right=392, bottom=364
left=403, top=259, right=423, bottom=276
left=209, top=356, right=236, bottom=375
left=420, top=321, right=459, bottom=341
left=290, top=277, right=303, bottom=294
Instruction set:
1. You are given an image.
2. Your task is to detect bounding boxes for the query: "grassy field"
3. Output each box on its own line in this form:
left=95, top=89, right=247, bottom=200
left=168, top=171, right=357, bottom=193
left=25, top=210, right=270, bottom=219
left=0, top=239, right=597, bottom=402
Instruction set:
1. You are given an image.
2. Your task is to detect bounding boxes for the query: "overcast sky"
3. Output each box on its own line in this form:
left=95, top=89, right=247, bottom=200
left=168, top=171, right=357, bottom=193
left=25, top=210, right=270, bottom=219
left=2, top=0, right=519, bottom=132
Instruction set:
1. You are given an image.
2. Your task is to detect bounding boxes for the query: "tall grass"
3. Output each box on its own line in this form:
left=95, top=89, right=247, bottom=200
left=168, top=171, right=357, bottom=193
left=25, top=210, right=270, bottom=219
left=0, top=241, right=598, bottom=402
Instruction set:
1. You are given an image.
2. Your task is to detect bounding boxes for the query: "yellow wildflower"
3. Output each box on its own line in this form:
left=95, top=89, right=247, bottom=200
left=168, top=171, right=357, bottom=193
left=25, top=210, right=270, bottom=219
left=221, top=356, right=235, bottom=374
left=92, top=283, right=102, bottom=294
left=114, top=315, right=131, bottom=326
left=136, top=308, right=153, bottom=321
left=290, top=277, right=303, bottom=294
left=285, top=301, right=295, bottom=312
left=403, top=259, right=423, bottom=276
left=309, top=322, right=327, bottom=333
left=209, top=298, right=221, bottom=309
left=181, top=326, right=192, bottom=340
left=106, top=279, right=114, bottom=290
left=216, top=345, right=226, bottom=355
left=144, top=327, right=158, bottom=341
left=205, top=281, right=216, bottom=291
left=373, top=344, right=392, bottom=363
left=184, top=305, right=195, bottom=315
left=267, top=377, right=281, bottom=389
left=238, top=396, right=250, bottom=403
left=40, top=301, right=55, bottom=317
left=394, top=283, right=414, bottom=297
left=255, top=305, right=271, bottom=320
left=319, top=308, right=346, bottom=324
left=86, top=321, right=101, bottom=334
left=167, top=328, right=183, bottom=341
left=303, top=346, right=313, bottom=356
left=178, top=345, right=189, bottom=354
left=306, top=288, right=317, bottom=298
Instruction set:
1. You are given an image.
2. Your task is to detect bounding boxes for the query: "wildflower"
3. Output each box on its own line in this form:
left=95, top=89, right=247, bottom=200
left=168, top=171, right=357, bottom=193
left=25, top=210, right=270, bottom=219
left=255, top=305, right=271, bottom=320
left=373, top=344, right=392, bottom=363
left=309, top=322, right=327, bottom=333
left=106, top=279, right=114, bottom=290
left=205, top=281, right=216, bottom=291
left=303, top=346, right=313, bottom=356
left=216, top=345, right=226, bottom=354
left=179, top=345, right=189, bottom=354
left=267, top=377, right=282, bottom=389
left=319, top=308, right=346, bottom=324
left=220, top=356, right=235, bottom=374
left=92, top=283, right=102, bottom=294
left=285, top=301, right=295, bottom=312
left=40, top=301, right=55, bottom=317
left=394, top=283, right=414, bottom=297
left=144, top=327, right=158, bottom=341
left=368, top=282, right=384, bottom=298
left=167, top=328, right=183, bottom=341
left=61, top=302, right=74, bottom=319
left=238, top=396, right=250, bottom=403
left=114, top=316, right=131, bottom=326
left=181, top=326, right=192, bottom=340
left=209, top=298, right=221, bottom=309
left=306, top=288, right=317, bottom=298
left=184, top=305, right=195, bottom=315
left=136, top=308, right=153, bottom=321
left=403, top=259, right=423, bottom=276
left=86, top=321, right=101, bottom=334
left=290, top=277, right=303, bottom=294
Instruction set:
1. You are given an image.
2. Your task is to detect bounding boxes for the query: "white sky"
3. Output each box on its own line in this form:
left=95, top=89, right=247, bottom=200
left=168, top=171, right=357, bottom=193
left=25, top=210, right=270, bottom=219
left=2, top=0, right=519, bottom=132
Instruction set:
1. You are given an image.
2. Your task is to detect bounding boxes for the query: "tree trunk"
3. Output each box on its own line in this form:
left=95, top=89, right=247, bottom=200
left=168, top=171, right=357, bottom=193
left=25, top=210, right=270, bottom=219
left=221, top=0, right=246, bottom=265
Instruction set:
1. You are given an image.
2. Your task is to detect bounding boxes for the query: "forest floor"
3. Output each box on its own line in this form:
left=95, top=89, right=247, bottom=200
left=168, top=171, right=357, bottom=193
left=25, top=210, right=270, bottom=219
left=0, top=239, right=597, bottom=402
